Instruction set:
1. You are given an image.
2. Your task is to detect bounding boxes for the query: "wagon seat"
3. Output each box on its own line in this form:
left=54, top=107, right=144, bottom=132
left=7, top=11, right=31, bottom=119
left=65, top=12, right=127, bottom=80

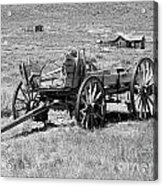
left=62, top=49, right=86, bottom=88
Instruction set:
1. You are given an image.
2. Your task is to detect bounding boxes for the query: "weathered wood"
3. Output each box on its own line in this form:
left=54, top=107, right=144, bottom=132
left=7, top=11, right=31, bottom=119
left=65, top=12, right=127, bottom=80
left=87, top=71, right=132, bottom=88
left=105, top=86, right=129, bottom=94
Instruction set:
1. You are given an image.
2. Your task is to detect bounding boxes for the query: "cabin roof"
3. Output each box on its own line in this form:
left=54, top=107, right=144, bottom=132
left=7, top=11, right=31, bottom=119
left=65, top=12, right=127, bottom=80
left=35, top=24, right=43, bottom=27
left=96, top=33, right=145, bottom=45
left=116, top=34, right=144, bottom=41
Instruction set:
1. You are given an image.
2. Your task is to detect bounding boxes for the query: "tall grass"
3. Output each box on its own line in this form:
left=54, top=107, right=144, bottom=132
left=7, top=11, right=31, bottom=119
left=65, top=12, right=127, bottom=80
left=1, top=120, right=155, bottom=180
left=1, top=88, right=12, bottom=118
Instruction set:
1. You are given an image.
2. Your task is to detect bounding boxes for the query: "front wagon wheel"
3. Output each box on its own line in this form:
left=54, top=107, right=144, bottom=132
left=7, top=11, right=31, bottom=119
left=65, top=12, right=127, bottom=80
left=12, top=81, right=39, bottom=119
left=130, top=58, right=154, bottom=119
left=75, top=76, right=106, bottom=130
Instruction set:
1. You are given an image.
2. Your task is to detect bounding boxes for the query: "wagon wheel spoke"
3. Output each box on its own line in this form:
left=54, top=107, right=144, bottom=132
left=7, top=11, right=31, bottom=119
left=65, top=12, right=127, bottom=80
left=139, top=99, right=143, bottom=118
left=32, top=92, right=40, bottom=103
left=16, top=97, right=25, bottom=102
left=142, top=97, right=147, bottom=118
left=136, top=66, right=143, bottom=85
left=147, top=96, right=154, bottom=116
left=134, top=84, right=141, bottom=90
left=20, top=86, right=29, bottom=102
left=29, top=90, right=34, bottom=101
left=85, top=114, right=90, bottom=129
left=145, top=63, right=152, bottom=83
left=137, top=97, right=142, bottom=109
left=147, top=61, right=153, bottom=77
left=16, top=97, right=28, bottom=104
left=15, top=101, right=27, bottom=110
left=133, top=84, right=141, bottom=94
left=81, top=97, right=87, bottom=106
left=134, top=94, right=141, bottom=109
left=88, top=83, right=93, bottom=103
left=142, top=60, right=153, bottom=87
left=96, top=101, right=104, bottom=110
left=101, top=101, right=105, bottom=116
left=84, top=86, right=90, bottom=104
left=95, top=92, right=102, bottom=102
left=94, top=112, right=103, bottom=120
left=140, top=63, right=146, bottom=84
left=146, top=97, right=152, bottom=116
left=141, top=99, right=146, bottom=119
left=92, top=83, right=97, bottom=101
left=147, top=95, right=154, bottom=106
left=16, top=106, right=28, bottom=112
left=80, top=107, right=87, bottom=116
left=146, top=75, right=154, bottom=87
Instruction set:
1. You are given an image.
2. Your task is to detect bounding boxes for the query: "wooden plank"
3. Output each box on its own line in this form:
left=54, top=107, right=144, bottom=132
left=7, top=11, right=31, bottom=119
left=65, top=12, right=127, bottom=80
left=104, top=74, right=117, bottom=86
left=105, top=86, right=129, bottom=95
left=87, top=71, right=132, bottom=87
left=87, top=69, right=111, bottom=76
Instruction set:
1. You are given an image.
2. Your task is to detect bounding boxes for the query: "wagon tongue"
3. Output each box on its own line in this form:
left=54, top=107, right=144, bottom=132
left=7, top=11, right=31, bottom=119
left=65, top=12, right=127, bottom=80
left=1, top=101, right=57, bottom=134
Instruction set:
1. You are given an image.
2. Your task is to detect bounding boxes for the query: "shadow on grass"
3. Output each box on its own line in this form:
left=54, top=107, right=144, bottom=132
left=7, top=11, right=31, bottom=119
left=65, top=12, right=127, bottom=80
left=105, top=111, right=134, bottom=124
left=5, top=122, right=59, bottom=141
left=5, top=111, right=135, bottom=140
left=103, top=111, right=135, bottom=128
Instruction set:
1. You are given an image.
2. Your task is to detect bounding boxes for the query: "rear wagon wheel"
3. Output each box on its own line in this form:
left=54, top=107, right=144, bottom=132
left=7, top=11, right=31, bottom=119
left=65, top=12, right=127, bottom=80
left=130, top=58, right=154, bottom=119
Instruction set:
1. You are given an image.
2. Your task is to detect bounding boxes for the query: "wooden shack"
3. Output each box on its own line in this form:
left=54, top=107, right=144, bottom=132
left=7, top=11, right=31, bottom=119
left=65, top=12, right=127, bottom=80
left=35, top=25, right=44, bottom=32
left=22, top=25, right=44, bottom=33
left=97, top=34, right=145, bottom=50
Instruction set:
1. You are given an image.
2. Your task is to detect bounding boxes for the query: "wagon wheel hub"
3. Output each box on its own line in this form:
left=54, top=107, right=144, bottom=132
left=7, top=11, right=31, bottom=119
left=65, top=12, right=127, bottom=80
left=86, top=103, right=96, bottom=114
left=139, top=86, right=148, bottom=94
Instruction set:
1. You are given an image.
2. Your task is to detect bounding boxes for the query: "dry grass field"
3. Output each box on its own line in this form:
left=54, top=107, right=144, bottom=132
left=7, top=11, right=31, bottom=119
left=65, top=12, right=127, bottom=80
left=1, top=1, right=157, bottom=180
left=1, top=119, right=155, bottom=180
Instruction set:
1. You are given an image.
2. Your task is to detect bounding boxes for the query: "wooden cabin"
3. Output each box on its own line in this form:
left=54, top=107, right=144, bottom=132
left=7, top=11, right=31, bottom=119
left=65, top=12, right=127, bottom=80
left=97, top=35, right=145, bottom=50
left=35, top=25, right=44, bottom=32
left=22, top=25, right=44, bottom=33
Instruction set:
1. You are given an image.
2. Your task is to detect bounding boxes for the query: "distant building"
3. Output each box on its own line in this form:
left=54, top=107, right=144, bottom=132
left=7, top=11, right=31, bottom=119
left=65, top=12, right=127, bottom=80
left=22, top=25, right=34, bottom=32
left=35, top=25, right=44, bottom=32
left=97, top=35, right=145, bottom=50
left=22, top=25, right=44, bottom=33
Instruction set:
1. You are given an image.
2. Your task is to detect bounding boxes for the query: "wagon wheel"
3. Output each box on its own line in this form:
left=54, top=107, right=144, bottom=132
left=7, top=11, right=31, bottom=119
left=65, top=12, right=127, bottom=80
left=75, top=76, right=106, bottom=130
left=12, top=81, right=40, bottom=119
left=130, top=58, right=154, bottom=119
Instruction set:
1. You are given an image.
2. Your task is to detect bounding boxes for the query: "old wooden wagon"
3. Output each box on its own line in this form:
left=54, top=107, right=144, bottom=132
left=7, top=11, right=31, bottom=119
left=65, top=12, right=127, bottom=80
left=1, top=49, right=155, bottom=133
